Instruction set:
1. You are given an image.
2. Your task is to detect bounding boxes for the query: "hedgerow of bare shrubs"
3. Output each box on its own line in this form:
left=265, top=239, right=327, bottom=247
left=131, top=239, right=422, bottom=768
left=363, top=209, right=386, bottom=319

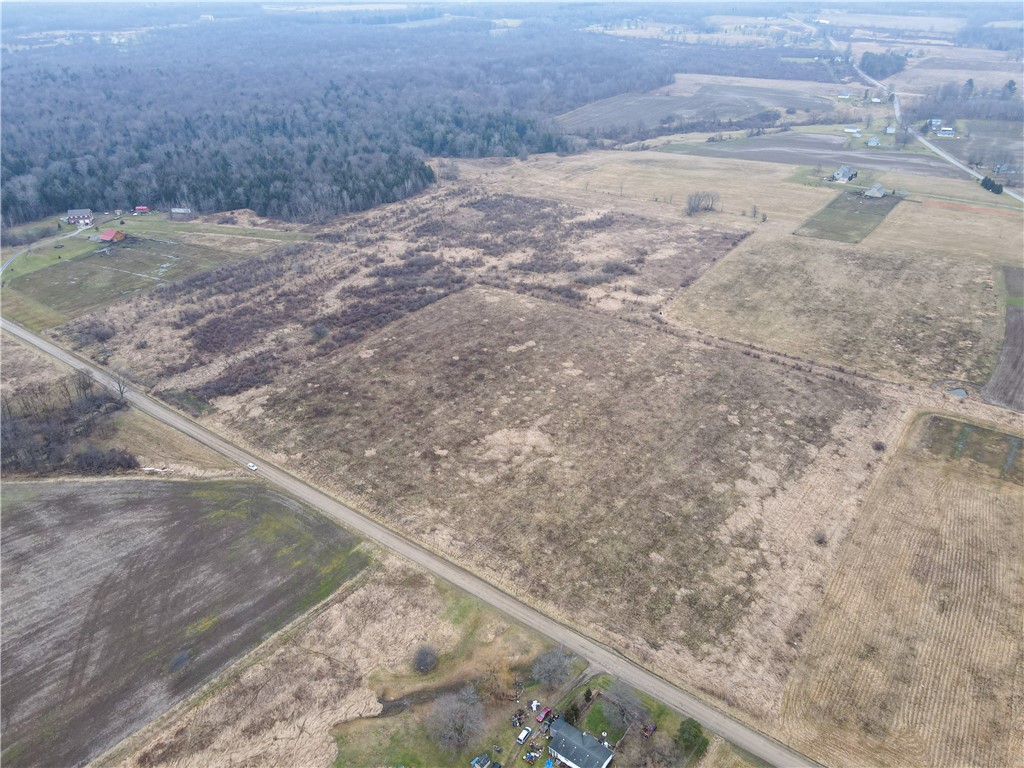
left=1, top=373, right=135, bottom=475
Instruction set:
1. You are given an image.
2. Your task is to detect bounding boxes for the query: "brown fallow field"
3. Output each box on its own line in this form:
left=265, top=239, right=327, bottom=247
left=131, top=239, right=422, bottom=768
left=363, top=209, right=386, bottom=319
left=38, top=153, right=1024, bottom=767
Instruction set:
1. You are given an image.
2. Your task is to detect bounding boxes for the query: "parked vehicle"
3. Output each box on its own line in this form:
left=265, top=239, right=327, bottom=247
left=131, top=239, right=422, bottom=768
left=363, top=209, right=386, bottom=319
left=536, top=706, right=552, bottom=723
left=516, top=727, right=532, bottom=745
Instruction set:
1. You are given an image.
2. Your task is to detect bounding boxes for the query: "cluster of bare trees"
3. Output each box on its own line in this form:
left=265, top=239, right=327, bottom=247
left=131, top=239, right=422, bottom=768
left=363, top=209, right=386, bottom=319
left=1, top=371, right=136, bottom=475
left=686, top=191, right=720, bottom=215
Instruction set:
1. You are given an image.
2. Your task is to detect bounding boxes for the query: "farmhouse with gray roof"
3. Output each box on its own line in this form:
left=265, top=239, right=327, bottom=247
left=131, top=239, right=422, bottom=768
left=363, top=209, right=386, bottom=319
left=548, top=719, right=614, bottom=768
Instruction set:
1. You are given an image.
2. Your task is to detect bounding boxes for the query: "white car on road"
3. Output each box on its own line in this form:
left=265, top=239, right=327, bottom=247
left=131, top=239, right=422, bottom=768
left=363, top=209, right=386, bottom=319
left=246, top=462, right=258, bottom=471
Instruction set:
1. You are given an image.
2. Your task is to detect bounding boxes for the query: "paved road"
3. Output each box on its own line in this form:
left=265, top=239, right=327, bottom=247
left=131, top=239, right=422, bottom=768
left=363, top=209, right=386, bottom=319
left=0, top=317, right=820, bottom=768
left=789, top=14, right=1024, bottom=204
left=1, top=226, right=88, bottom=276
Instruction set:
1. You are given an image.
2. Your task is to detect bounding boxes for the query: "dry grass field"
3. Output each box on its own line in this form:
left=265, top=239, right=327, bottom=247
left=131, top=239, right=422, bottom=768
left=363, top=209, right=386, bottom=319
left=99, top=555, right=545, bottom=768
left=862, top=189, right=1024, bottom=264
left=660, top=73, right=844, bottom=101
left=879, top=45, right=1023, bottom=94
left=1, top=479, right=367, bottom=768
left=190, top=286, right=898, bottom=719
left=555, top=84, right=833, bottom=135
left=18, top=147, right=1024, bottom=767
left=672, top=235, right=1003, bottom=385
left=983, top=307, right=1024, bottom=410
left=781, top=414, right=1024, bottom=768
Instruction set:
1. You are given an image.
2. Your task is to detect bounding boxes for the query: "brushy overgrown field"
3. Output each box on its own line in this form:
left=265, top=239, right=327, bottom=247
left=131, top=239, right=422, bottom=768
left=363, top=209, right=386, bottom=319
left=1, top=479, right=367, bottom=768
left=781, top=415, right=1023, bottom=768
left=35, top=153, right=1024, bottom=765
left=198, top=286, right=897, bottom=718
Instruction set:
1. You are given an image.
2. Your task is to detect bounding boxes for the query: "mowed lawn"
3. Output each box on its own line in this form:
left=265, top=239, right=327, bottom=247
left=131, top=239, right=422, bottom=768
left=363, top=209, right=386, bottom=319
left=0, top=479, right=368, bottom=768
left=2, top=237, right=259, bottom=329
left=795, top=190, right=901, bottom=243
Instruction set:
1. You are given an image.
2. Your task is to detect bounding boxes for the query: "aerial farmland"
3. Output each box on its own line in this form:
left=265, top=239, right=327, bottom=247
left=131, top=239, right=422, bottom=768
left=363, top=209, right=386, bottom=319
left=1, top=3, right=1022, bottom=768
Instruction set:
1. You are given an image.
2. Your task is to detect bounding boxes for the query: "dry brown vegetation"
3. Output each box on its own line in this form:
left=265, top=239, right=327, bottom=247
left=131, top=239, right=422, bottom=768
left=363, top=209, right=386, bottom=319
left=781, top=414, right=1023, bottom=768
left=32, top=150, right=1024, bottom=766
left=98, top=555, right=543, bottom=768
left=671, top=235, right=1003, bottom=385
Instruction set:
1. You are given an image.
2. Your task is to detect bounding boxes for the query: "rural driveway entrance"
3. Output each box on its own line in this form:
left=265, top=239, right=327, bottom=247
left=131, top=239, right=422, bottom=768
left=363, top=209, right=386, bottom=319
left=0, top=318, right=821, bottom=768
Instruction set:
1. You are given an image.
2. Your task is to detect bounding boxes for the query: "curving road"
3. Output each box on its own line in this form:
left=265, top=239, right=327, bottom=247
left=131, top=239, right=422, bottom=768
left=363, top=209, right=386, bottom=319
left=787, top=14, right=1024, bottom=204
left=0, top=317, right=820, bottom=768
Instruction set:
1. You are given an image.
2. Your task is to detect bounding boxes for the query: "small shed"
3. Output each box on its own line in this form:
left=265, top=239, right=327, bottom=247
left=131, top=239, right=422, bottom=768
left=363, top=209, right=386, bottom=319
left=843, top=125, right=860, bottom=133
left=864, top=183, right=887, bottom=198
left=170, top=207, right=193, bottom=221
left=837, top=92, right=851, bottom=99
left=884, top=126, right=896, bottom=134
left=866, top=137, right=880, bottom=147
left=67, top=209, right=93, bottom=226
left=871, top=97, right=883, bottom=103
left=938, top=127, right=955, bottom=137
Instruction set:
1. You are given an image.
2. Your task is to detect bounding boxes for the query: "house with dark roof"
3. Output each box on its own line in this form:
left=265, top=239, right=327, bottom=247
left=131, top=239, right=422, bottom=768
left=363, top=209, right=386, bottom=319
left=548, top=719, right=614, bottom=768
left=863, top=182, right=887, bottom=198
left=67, top=208, right=93, bottom=226
left=831, top=165, right=857, bottom=183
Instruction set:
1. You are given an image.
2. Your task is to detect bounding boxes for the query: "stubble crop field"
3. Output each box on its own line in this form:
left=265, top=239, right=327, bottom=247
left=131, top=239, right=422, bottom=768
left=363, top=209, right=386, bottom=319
left=1, top=480, right=367, bottom=768
left=671, top=235, right=1003, bottom=385
left=781, top=414, right=1023, bottom=768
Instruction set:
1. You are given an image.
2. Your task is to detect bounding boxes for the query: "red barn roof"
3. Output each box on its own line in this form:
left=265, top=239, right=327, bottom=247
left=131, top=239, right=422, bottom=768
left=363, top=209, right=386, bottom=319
left=99, top=229, right=125, bottom=242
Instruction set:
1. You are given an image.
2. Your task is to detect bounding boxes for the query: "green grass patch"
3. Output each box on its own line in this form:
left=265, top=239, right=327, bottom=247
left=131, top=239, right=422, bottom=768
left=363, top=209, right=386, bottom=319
left=0, top=288, right=65, bottom=330
left=185, top=614, right=219, bottom=637
left=794, top=189, right=901, bottom=243
left=581, top=698, right=624, bottom=743
left=1, top=223, right=304, bottom=329
left=1007, top=296, right=1024, bottom=307
left=333, top=712, right=473, bottom=768
left=918, top=415, right=1023, bottom=484
left=117, top=217, right=309, bottom=242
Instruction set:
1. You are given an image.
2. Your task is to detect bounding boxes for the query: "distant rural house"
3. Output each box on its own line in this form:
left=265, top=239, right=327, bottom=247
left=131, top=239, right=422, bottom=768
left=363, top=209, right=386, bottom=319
left=843, top=125, right=860, bottom=133
left=548, top=720, right=614, bottom=768
left=837, top=92, right=851, bottom=99
left=67, top=208, right=93, bottom=226
left=134, top=205, right=150, bottom=214
left=866, top=137, right=880, bottom=147
left=831, top=165, right=857, bottom=183
left=864, top=183, right=887, bottom=198
left=470, top=755, right=492, bottom=768
left=929, top=118, right=942, bottom=128
left=99, top=228, right=126, bottom=242
left=170, top=207, right=193, bottom=221
left=884, top=126, right=897, bottom=134
left=937, top=126, right=955, bottom=137
left=871, top=97, right=883, bottom=103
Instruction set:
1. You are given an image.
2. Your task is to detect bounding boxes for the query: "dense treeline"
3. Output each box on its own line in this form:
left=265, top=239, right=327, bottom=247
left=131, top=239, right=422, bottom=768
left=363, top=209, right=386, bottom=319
left=2, top=6, right=839, bottom=227
left=906, top=79, right=1024, bottom=124
left=0, top=15, right=674, bottom=225
left=859, top=51, right=907, bottom=80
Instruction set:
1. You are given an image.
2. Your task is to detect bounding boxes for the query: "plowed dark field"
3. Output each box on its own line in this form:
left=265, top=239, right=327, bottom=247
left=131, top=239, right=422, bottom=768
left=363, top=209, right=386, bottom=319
left=0, top=479, right=366, bottom=768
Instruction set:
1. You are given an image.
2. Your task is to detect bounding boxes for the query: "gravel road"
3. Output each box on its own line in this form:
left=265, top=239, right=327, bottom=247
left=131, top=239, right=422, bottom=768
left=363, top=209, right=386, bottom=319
left=0, top=317, right=821, bottom=768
